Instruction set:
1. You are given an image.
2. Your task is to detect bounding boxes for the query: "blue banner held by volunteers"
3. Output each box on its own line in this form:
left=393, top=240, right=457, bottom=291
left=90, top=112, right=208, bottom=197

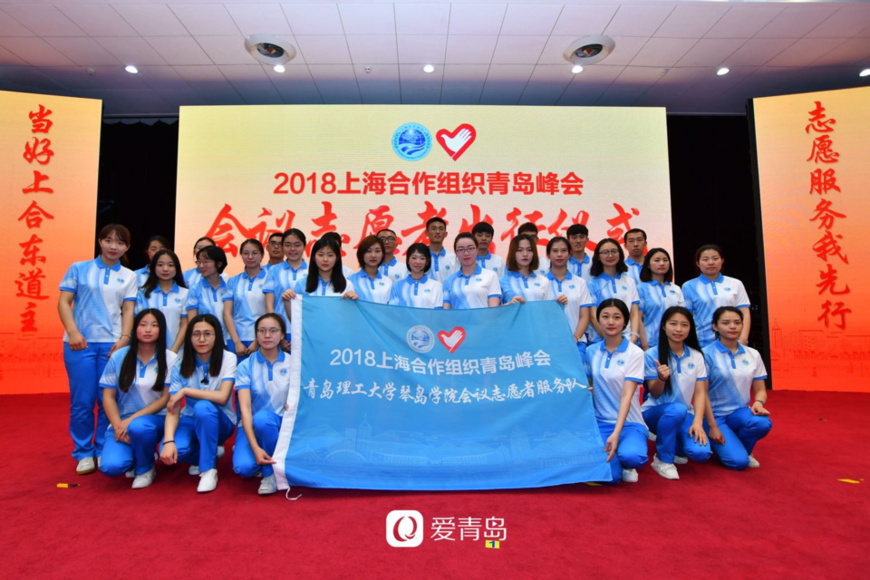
left=274, top=298, right=612, bottom=490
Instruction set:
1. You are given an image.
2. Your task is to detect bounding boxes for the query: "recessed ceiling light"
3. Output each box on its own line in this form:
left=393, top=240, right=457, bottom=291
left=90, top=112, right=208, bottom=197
left=273, top=64, right=285, bottom=73
left=571, top=65, right=583, bottom=74
left=717, top=67, right=730, bottom=76
left=423, top=64, right=435, bottom=74
left=124, top=65, right=138, bottom=74
left=860, top=68, right=870, bottom=78
left=244, top=34, right=296, bottom=66
left=564, top=35, right=615, bottom=66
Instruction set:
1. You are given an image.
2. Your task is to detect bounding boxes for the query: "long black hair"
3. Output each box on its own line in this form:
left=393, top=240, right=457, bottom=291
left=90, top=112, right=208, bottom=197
left=306, top=236, right=346, bottom=294
left=657, top=306, right=701, bottom=396
left=118, top=309, right=168, bottom=393
left=180, top=314, right=225, bottom=379
left=141, top=249, right=186, bottom=297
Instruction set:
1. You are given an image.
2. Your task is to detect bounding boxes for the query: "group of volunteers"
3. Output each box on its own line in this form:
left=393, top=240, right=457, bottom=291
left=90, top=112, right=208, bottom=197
left=57, top=218, right=772, bottom=493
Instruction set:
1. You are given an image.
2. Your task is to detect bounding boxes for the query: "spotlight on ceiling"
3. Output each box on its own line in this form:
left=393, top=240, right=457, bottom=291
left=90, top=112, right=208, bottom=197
left=860, top=68, right=870, bottom=78
left=564, top=35, right=615, bottom=67
left=245, top=34, right=296, bottom=66
left=273, top=64, right=286, bottom=73
left=124, top=65, right=138, bottom=74
left=717, top=67, right=730, bottom=76
left=571, top=65, right=583, bottom=74
left=423, top=64, right=435, bottom=73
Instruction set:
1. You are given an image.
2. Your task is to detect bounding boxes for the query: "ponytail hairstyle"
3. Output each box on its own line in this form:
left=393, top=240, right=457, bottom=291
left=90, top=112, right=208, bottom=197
left=118, top=309, right=168, bottom=393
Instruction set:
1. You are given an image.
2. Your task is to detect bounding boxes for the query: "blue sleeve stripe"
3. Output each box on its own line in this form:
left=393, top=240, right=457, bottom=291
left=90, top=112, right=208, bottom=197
left=643, top=374, right=658, bottom=381
left=235, top=384, right=251, bottom=390
left=627, top=376, right=644, bottom=384
left=487, top=293, right=501, bottom=298
left=59, top=285, right=76, bottom=292
left=754, top=375, right=768, bottom=381
left=123, top=297, right=137, bottom=302
left=262, top=289, right=275, bottom=294
left=580, top=302, right=595, bottom=307
left=737, top=303, right=751, bottom=308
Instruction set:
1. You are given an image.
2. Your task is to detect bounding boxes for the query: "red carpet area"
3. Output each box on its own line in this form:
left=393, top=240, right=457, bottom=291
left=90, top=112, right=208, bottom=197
left=1, top=391, right=867, bottom=579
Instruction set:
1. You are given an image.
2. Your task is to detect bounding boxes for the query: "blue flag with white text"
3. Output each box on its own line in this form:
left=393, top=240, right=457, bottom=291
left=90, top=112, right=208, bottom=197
left=273, top=298, right=612, bottom=490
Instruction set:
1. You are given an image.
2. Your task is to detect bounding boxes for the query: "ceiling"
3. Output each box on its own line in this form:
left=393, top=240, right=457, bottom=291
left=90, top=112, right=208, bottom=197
left=1, top=0, right=868, bottom=116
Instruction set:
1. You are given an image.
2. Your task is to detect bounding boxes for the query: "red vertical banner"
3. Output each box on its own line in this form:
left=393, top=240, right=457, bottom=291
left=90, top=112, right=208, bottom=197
left=755, top=87, right=870, bottom=392
left=0, top=91, right=102, bottom=394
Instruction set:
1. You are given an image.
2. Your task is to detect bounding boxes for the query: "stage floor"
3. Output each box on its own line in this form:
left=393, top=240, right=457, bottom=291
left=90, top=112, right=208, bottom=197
left=1, top=391, right=866, bottom=579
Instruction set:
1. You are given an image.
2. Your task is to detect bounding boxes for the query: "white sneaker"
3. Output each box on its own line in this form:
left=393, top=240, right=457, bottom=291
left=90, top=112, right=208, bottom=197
left=188, top=465, right=200, bottom=476
left=747, top=454, right=760, bottom=468
left=651, top=455, right=680, bottom=480
left=674, top=456, right=688, bottom=465
left=131, top=468, right=156, bottom=489
left=216, top=445, right=225, bottom=459
left=197, top=468, right=218, bottom=493
left=648, top=432, right=657, bottom=442
left=621, top=468, right=638, bottom=483
left=125, top=469, right=136, bottom=478
left=258, top=474, right=278, bottom=495
left=76, top=457, right=96, bottom=475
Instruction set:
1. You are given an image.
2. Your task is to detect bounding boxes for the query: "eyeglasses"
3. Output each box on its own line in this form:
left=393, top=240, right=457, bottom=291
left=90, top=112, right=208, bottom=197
left=257, top=327, right=283, bottom=336
left=192, top=331, right=215, bottom=339
left=599, top=250, right=619, bottom=256
left=455, top=247, right=477, bottom=255
left=378, top=236, right=397, bottom=242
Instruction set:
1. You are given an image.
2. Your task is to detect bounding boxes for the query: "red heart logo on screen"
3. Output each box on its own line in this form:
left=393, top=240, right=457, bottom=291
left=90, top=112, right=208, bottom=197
left=438, top=327, right=466, bottom=353
left=436, top=124, right=476, bottom=161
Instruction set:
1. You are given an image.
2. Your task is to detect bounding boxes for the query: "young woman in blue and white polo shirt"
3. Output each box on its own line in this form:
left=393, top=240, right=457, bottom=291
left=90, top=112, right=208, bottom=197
left=500, top=234, right=552, bottom=305
left=587, top=238, right=641, bottom=345
left=643, top=306, right=711, bottom=480
left=545, top=236, right=594, bottom=370
left=389, top=243, right=443, bottom=309
left=683, top=245, right=751, bottom=347
left=264, top=228, right=308, bottom=349
left=703, top=306, right=771, bottom=470
left=160, top=314, right=237, bottom=493
left=349, top=236, right=393, bottom=304
left=99, top=309, right=176, bottom=489
left=136, top=249, right=188, bottom=353
left=637, top=248, right=685, bottom=349
left=223, top=239, right=267, bottom=360
left=586, top=298, right=648, bottom=483
left=233, top=314, right=295, bottom=495
left=442, top=233, right=501, bottom=310
left=186, top=245, right=233, bottom=350
left=58, top=224, right=138, bottom=475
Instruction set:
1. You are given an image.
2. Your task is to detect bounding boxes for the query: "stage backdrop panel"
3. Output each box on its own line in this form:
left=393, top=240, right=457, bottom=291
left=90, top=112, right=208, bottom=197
left=176, top=105, right=673, bottom=275
left=753, top=87, right=870, bottom=392
left=274, top=298, right=611, bottom=491
left=0, top=91, right=102, bottom=394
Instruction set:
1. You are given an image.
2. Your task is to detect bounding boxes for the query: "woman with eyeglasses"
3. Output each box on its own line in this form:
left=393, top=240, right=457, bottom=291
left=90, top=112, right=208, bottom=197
left=442, top=233, right=501, bottom=309
left=160, top=314, right=236, bottom=493
left=587, top=238, right=641, bottom=345
left=232, top=314, right=295, bottom=495
left=223, top=239, right=267, bottom=360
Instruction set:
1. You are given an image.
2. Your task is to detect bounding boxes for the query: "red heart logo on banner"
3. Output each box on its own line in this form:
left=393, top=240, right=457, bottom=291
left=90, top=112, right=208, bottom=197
left=435, top=124, right=476, bottom=161
left=437, top=327, right=466, bottom=353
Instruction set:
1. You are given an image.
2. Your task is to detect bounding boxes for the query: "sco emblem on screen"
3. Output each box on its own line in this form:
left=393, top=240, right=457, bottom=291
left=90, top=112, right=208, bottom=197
left=392, top=123, right=432, bottom=161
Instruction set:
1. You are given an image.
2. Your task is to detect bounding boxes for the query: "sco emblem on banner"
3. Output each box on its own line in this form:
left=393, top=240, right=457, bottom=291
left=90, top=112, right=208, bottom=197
left=407, top=325, right=435, bottom=353
left=438, top=327, right=466, bottom=353
left=392, top=123, right=432, bottom=161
